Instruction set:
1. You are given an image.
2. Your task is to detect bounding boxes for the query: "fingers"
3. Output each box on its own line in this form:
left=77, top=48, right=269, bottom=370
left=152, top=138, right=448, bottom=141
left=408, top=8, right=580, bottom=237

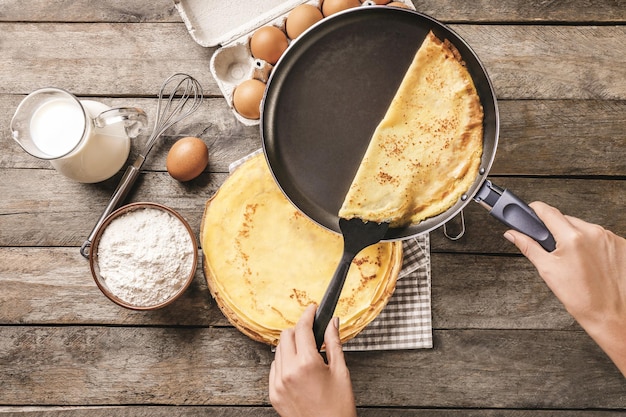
left=269, top=340, right=284, bottom=406
left=273, top=342, right=282, bottom=376
left=528, top=201, right=573, bottom=244
left=503, top=201, right=567, bottom=266
left=269, top=358, right=278, bottom=398
left=503, top=229, right=534, bottom=254
left=294, top=304, right=318, bottom=356
left=278, top=326, right=296, bottom=359
left=324, top=316, right=346, bottom=370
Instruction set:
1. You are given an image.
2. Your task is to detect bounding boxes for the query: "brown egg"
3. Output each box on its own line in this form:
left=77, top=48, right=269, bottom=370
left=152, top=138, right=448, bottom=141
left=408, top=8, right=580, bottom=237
left=233, top=79, right=266, bottom=120
left=250, top=26, right=289, bottom=65
left=166, top=137, right=209, bottom=182
left=387, top=1, right=410, bottom=8
left=286, top=4, right=324, bottom=39
left=322, top=0, right=361, bottom=17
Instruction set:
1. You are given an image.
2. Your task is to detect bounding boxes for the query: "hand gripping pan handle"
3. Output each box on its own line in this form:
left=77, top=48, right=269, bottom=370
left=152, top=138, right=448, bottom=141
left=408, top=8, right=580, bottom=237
left=474, top=180, right=556, bottom=252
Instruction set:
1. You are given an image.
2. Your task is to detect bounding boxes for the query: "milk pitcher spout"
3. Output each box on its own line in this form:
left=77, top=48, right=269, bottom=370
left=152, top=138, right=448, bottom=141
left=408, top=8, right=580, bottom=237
left=10, top=87, right=147, bottom=183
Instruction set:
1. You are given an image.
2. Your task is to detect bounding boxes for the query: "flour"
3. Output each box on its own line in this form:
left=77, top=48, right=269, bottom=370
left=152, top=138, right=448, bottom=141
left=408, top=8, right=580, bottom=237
left=97, top=207, right=195, bottom=307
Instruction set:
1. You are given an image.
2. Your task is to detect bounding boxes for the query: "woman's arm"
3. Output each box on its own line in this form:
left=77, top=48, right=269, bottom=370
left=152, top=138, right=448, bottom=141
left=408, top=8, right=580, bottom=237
left=505, top=201, right=626, bottom=376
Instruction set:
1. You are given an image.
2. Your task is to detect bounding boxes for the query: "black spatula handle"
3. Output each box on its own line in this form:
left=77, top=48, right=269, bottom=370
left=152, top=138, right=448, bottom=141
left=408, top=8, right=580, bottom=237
left=313, top=252, right=354, bottom=350
left=312, top=218, right=390, bottom=351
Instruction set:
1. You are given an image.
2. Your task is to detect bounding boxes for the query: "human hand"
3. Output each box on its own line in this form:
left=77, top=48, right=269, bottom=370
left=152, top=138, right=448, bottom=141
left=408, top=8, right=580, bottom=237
left=504, top=201, right=626, bottom=376
left=269, top=304, right=358, bottom=417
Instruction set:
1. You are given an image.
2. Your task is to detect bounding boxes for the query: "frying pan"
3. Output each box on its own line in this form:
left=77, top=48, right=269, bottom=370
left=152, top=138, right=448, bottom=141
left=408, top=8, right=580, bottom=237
left=260, top=6, right=555, bottom=346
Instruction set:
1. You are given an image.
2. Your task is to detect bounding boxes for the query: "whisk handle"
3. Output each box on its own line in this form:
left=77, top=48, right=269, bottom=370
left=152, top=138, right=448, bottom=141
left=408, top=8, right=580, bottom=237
left=80, top=157, right=143, bottom=258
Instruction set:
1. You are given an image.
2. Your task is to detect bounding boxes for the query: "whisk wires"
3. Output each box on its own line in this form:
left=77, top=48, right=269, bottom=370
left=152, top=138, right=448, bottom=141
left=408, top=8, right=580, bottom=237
left=142, top=73, right=204, bottom=157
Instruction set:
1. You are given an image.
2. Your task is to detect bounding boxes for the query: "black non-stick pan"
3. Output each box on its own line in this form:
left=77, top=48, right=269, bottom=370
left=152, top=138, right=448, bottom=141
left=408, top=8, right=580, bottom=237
left=261, top=6, right=555, bottom=348
left=262, top=6, right=554, bottom=250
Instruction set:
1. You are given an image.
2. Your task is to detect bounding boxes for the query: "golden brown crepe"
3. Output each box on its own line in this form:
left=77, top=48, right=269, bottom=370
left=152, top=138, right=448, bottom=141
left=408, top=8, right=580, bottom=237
left=200, top=153, right=402, bottom=346
left=339, top=31, right=484, bottom=228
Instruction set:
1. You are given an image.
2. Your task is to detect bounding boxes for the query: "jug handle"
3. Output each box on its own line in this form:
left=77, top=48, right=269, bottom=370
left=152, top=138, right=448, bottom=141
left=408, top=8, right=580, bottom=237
left=94, top=107, right=148, bottom=138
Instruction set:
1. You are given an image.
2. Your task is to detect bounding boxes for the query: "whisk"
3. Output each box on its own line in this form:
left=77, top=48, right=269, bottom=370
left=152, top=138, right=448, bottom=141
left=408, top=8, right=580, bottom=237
left=80, top=73, right=203, bottom=258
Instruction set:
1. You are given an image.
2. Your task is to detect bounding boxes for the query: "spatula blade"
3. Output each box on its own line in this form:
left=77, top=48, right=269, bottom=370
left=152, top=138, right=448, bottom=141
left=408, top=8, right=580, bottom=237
left=313, top=218, right=389, bottom=350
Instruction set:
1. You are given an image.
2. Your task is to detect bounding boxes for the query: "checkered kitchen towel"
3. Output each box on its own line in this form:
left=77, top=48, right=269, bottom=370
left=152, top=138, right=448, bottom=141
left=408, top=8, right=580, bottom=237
left=230, top=151, right=433, bottom=351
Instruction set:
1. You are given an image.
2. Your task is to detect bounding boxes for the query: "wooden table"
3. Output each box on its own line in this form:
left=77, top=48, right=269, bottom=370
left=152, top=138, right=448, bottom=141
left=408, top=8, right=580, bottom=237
left=1, top=1, right=625, bottom=415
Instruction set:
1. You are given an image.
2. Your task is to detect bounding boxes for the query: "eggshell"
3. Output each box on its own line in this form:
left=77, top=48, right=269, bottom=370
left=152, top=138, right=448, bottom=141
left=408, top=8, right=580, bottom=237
left=250, top=26, right=289, bottom=65
left=286, top=4, right=324, bottom=39
left=233, top=79, right=266, bottom=119
left=322, top=0, right=361, bottom=17
left=166, top=137, right=209, bottom=182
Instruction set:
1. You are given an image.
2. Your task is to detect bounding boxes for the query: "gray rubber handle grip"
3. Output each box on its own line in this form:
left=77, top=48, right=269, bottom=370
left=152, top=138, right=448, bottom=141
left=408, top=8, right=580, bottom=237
left=475, top=180, right=556, bottom=252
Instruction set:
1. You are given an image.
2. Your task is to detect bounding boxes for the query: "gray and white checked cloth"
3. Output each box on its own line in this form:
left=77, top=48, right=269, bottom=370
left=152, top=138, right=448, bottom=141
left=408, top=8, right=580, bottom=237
left=230, top=151, right=433, bottom=351
left=344, top=235, right=432, bottom=350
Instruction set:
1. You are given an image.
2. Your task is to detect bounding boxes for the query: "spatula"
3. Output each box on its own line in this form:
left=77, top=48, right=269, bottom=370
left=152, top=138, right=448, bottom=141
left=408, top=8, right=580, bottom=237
left=313, top=217, right=390, bottom=350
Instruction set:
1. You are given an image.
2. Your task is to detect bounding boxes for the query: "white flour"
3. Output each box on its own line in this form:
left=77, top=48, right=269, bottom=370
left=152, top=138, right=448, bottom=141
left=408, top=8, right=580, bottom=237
left=97, top=207, right=195, bottom=307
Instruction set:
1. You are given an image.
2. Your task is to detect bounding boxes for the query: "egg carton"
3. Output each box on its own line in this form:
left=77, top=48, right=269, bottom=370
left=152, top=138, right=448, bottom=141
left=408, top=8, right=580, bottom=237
left=174, top=0, right=416, bottom=126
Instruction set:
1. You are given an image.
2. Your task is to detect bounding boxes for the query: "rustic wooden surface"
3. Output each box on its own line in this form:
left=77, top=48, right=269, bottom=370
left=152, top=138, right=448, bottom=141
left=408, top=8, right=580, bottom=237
left=1, top=0, right=625, bottom=415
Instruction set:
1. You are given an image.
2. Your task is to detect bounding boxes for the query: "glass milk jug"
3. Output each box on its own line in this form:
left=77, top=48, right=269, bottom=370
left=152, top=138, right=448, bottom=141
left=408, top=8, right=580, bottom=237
left=10, top=87, right=147, bottom=183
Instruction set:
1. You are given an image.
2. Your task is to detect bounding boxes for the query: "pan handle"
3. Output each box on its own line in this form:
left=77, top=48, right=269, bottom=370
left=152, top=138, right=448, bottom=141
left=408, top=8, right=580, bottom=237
left=474, top=180, right=556, bottom=252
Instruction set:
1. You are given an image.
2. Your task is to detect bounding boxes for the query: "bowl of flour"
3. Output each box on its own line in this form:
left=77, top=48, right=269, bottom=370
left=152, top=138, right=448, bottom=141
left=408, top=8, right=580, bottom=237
left=89, top=202, right=198, bottom=310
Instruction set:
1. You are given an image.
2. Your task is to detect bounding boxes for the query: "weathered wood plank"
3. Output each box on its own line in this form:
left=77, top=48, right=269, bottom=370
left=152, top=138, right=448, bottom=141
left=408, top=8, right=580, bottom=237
left=0, top=95, right=261, bottom=173
left=1, top=0, right=624, bottom=23
left=1, top=24, right=625, bottom=99
left=1, top=172, right=623, bottom=251
left=414, top=0, right=626, bottom=23
left=0, top=326, right=624, bottom=408
left=431, top=176, right=626, bottom=253
left=451, top=25, right=626, bottom=100
left=1, top=406, right=625, bottom=417
left=0, top=247, right=224, bottom=326
left=0, top=170, right=227, bottom=247
left=1, top=1, right=624, bottom=415
left=351, top=330, right=626, bottom=408
left=0, top=23, right=219, bottom=96
left=494, top=99, right=626, bottom=176
left=0, top=248, right=572, bottom=330
left=431, top=253, right=575, bottom=330
left=0, top=0, right=180, bottom=22
left=2, top=95, right=625, bottom=177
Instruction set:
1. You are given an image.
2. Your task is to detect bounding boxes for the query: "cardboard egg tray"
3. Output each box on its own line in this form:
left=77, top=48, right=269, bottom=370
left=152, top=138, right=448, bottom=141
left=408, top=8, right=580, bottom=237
left=174, top=0, right=416, bottom=125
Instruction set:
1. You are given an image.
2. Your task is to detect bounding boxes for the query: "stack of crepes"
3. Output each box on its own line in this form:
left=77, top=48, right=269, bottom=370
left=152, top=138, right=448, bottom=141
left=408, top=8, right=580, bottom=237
left=200, top=153, right=402, bottom=346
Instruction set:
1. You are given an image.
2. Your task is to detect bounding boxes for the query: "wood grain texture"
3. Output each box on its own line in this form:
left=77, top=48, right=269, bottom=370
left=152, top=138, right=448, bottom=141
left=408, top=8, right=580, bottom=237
left=413, top=0, right=626, bottom=22
left=2, top=408, right=626, bottom=417
left=430, top=176, right=626, bottom=253
left=0, top=326, right=625, bottom=408
left=495, top=99, right=626, bottom=176
left=1, top=1, right=625, bottom=415
left=0, top=0, right=180, bottom=22
left=1, top=172, right=623, bottom=251
left=0, top=248, right=571, bottom=330
left=0, top=247, right=222, bottom=326
left=1, top=24, right=625, bottom=99
left=3, top=96, right=625, bottom=176
left=1, top=0, right=624, bottom=23
left=0, top=22, right=217, bottom=95
left=0, top=95, right=261, bottom=172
